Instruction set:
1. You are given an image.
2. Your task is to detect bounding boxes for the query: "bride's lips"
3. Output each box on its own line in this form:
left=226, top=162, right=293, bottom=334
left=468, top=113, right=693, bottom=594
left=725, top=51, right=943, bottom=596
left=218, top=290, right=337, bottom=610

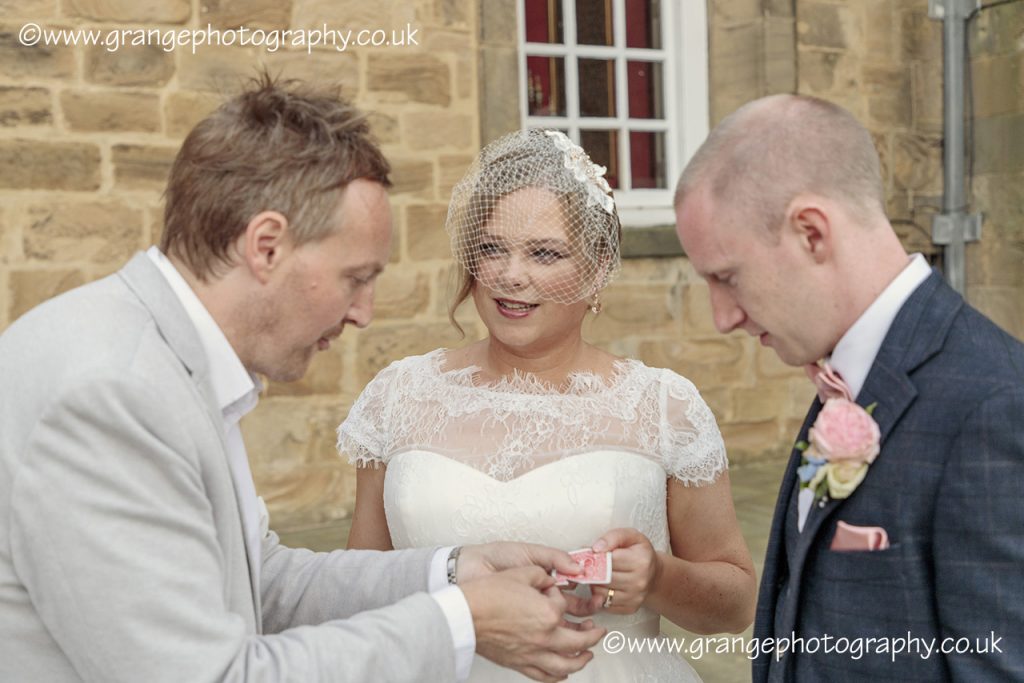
left=495, top=298, right=539, bottom=319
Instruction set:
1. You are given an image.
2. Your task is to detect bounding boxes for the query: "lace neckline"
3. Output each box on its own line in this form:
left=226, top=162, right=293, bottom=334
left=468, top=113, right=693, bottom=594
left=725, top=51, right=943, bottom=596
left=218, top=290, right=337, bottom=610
left=428, top=348, right=640, bottom=397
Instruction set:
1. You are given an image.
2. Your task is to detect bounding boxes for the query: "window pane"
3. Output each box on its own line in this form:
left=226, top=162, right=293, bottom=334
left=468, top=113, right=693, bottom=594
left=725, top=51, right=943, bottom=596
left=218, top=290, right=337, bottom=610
left=625, top=0, right=662, bottom=49
left=525, top=0, right=563, bottom=43
left=580, top=129, right=620, bottom=188
left=627, top=61, right=663, bottom=119
left=575, top=0, right=613, bottom=46
left=526, top=56, right=567, bottom=116
left=629, top=130, right=666, bottom=188
left=578, top=58, right=616, bottom=118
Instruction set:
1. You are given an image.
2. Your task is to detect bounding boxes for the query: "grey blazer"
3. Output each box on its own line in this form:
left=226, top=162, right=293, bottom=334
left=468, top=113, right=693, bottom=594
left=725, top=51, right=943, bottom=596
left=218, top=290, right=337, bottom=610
left=0, top=253, right=456, bottom=682
left=753, top=272, right=1024, bottom=681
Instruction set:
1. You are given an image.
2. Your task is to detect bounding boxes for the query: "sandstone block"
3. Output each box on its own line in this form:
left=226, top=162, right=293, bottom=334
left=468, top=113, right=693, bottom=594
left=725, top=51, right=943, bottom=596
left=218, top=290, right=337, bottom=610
left=719, top=419, right=783, bottom=461
left=438, top=154, right=475, bottom=195
left=61, top=90, right=160, bottom=133
left=764, top=17, right=797, bottom=94
left=975, top=114, right=1024, bottom=175
left=0, top=26, right=75, bottom=80
left=0, top=87, right=52, bottom=127
left=112, top=144, right=177, bottom=192
left=8, top=267, right=87, bottom=321
left=862, top=0, right=895, bottom=61
left=402, top=111, right=473, bottom=150
left=25, top=200, right=143, bottom=264
left=863, top=65, right=911, bottom=127
left=367, top=55, right=451, bottom=106
left=242, top=397, right=348, bottom=470
left=709, top=22, right=761, bottom=124
left=355, top=321, right=463, bottom=386
left=145, top=202, right=165, bottom=246
left=900, top=9, right=941, bottom=62
left=967, top=285, right=1024, bottom=341
left=367, top=112, right=399, bottom=144
left=202, top=0, right=292, bottom=30
left=0, top=140, right=100, bottom=191
left=263, top=50, right=358, bottom=93
left=912, top=60, right=943, bottom=133
left=177, top=45, right=261, bottom=93
left=972, top=172, right=1024, bottom=229
left=711, top=0, right=763, bottom=25
left=406, top=204, right=451, bottom=260
left=733, top=382, right=794, bottom=423
left=971, top=54, right=1023, bottom=120
left=892, top=133, right=942, bottom=193
left=65, top=0, right=189, bottom=23
left=637, top=336, right=752, bottom=390
left=85, top=44, right=174, bottom=87
left=0, top=0, right=57, bottom=18
left=681, top=278, right=718, bottom=336
left=165, top=90, right=221, bottom=137
left=480, top=0, right=517, bottom=45
left=796, top=2, right=850, bottom=51
left=755, top=344, right=804, bottom=380
left=431, top=0, right=470, bottom=28
left=254, top=462, right=355, bottom=530
left=293, top=0, right=397, bottom=33
left=390, top=158, right=434, bottom=198
left=0, top=206, right=22, bottom=263
left=479, top=46, right=520, bottom=142
left=969, top=238, right=1024, bottom=288
left=266, top=344, right=345, bottom=397
left=372, top=269, right=431, bottom=319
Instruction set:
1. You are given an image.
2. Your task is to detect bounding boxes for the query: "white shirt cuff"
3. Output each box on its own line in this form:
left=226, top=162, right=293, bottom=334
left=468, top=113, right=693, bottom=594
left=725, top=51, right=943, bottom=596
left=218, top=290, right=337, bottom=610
left=429, top=547, right=475, bottom=682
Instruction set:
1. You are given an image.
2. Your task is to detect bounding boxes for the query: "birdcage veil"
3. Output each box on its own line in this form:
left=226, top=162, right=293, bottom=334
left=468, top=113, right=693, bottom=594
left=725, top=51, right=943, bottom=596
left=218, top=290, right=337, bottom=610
left=445, top=129, right=621, bottom=305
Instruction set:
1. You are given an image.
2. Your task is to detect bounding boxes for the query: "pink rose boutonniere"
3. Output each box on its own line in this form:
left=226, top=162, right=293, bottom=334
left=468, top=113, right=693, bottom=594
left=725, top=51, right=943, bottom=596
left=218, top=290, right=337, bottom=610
left=797, top=398, right=881, bottom=503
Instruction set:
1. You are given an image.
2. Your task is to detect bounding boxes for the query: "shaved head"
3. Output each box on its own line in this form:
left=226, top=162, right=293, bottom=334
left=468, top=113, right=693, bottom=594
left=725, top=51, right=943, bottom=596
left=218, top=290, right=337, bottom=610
left=674, top=95, right=885, bottom=236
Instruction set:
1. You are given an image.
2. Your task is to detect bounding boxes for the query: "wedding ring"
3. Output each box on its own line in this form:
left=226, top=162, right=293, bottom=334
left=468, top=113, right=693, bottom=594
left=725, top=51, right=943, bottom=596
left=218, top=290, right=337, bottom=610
left=602, top=589, right=615, bottom=609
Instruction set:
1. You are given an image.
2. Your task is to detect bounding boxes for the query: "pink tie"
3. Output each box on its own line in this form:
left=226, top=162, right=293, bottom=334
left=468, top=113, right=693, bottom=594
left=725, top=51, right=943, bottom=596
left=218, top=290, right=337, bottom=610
left=804, top=360, right=853, bottom=403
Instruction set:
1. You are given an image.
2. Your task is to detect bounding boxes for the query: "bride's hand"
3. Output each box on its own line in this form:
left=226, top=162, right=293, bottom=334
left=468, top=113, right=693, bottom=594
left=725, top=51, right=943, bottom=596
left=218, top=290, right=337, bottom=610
left=458, top=542, right=584, bottom=583
left=587, top=528, right=661, bottom=615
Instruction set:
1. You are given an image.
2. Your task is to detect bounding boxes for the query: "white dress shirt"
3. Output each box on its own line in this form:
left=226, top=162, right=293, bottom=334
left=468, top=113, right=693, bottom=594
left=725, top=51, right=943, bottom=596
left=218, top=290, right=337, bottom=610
left=828, top=253, right=933, bottom=400
left=147, top=247, right=475, bottom=681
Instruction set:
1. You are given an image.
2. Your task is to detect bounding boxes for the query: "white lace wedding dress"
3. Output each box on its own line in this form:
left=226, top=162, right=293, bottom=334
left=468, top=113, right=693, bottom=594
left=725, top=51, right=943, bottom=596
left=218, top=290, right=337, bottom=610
left=337, top=349, right=727, bottom=682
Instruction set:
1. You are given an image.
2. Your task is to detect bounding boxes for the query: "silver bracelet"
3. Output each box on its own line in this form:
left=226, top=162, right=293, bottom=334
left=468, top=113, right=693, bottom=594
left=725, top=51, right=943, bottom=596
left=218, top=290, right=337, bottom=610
left=446, top=546, right=462, bottom=585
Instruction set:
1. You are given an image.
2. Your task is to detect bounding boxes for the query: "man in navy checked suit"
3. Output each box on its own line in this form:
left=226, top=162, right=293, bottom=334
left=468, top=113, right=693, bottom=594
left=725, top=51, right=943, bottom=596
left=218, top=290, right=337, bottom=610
left=674, top=94, right=1024, bottom=680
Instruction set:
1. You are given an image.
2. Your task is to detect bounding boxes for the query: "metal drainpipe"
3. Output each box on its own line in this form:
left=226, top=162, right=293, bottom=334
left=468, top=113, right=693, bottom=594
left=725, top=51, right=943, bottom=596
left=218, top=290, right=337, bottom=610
left=929, top=0, right=983, bottom=295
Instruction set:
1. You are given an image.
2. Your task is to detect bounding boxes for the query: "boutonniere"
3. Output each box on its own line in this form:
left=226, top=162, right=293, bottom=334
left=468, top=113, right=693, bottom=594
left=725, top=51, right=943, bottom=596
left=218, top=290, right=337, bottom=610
left=796, top=398, right=880, bottom=504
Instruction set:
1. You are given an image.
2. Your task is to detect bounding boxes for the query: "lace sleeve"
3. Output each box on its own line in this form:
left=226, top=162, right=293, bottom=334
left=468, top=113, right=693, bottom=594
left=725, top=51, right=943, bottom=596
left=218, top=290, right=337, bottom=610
left=658, top=369, right=728, bottom=486
left=336, top=360, right=401, bottom=468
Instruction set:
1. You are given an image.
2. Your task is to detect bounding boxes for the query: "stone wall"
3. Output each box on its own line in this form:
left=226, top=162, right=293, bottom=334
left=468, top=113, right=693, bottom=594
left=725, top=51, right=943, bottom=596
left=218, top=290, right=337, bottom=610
left=0, top=0, right=1019, bottom=532
left=969, top=1, right=1024, bottom=340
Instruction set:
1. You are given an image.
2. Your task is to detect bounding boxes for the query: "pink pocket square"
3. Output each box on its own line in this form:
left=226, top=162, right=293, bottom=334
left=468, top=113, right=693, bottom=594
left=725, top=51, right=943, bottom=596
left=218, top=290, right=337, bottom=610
left=830, top=520, right=890, bottom=551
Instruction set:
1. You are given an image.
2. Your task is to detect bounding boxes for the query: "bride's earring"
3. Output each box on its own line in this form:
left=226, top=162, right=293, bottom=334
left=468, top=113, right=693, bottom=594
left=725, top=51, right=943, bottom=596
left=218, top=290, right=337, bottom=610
left=589, top=294, right=602, bottom=315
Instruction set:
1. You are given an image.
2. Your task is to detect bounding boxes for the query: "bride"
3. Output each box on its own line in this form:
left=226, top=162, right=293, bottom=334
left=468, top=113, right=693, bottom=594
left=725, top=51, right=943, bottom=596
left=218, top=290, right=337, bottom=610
left=338, top=129, right=755, bottom=681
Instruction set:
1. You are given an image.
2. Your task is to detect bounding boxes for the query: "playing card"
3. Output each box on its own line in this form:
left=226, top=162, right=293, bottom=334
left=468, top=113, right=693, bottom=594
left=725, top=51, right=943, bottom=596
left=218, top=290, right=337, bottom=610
left=552, top=548, right=612, bottom=586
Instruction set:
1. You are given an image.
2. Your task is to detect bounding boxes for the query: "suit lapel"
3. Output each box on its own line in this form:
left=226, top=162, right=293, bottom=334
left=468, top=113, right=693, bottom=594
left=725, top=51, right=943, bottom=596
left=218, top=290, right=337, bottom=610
left=117, top=252, right=263, bottom=624
left=777, top=271, right=962, bottom=631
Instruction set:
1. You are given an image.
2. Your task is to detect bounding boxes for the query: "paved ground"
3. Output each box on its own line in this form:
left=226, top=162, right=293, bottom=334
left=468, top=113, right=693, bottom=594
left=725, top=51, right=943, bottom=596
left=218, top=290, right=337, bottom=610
left=277, top=456, right=788, bottom=682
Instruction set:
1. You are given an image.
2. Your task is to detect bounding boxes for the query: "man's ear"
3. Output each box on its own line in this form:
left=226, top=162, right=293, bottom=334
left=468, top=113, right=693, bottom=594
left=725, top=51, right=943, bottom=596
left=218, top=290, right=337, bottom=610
left=785, top=195, right=831, bottom=264
left=236, top=211, right=291, bottom=283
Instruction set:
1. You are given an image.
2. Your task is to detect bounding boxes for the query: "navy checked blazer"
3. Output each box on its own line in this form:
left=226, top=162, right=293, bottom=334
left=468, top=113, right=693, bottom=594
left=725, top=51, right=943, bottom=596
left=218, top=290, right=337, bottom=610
left=753, top=271, right=1024, bottom=681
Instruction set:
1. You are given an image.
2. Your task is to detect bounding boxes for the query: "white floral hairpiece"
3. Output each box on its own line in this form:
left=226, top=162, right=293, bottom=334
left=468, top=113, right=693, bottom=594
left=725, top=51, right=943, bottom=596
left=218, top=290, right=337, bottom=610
left=543, top=130, right=615, bottom=215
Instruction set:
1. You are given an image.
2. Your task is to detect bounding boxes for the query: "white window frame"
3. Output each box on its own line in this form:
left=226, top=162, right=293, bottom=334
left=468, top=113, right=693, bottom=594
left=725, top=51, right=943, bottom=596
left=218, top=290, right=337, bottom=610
left=517, top=0, right=708, bottom=227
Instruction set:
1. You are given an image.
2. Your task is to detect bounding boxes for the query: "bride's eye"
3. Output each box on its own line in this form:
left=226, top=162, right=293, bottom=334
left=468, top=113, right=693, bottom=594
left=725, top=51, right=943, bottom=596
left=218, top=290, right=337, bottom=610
left=479, top=242, right=507, bottom=258
left=531, top=248, right=566, bottom=265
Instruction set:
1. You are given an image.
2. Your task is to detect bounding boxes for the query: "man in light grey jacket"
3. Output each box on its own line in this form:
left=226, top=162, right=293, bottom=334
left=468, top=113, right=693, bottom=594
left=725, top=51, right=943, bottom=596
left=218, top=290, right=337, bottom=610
left=0, top=75, right=604, bottom=683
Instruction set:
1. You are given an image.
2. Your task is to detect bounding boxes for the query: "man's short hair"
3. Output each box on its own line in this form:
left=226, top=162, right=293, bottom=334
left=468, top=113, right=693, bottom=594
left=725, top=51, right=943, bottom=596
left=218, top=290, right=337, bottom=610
left=162, top=72, right=391, bottom=280
left=675, top=94, right=884, bottom=235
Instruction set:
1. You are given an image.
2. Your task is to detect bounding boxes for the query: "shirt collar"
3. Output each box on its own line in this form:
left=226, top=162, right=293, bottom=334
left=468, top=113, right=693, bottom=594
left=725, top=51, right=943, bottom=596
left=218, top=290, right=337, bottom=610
left=828, top=253, right=932, bottom=400
left=146, top=246, right=262, bottom=426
